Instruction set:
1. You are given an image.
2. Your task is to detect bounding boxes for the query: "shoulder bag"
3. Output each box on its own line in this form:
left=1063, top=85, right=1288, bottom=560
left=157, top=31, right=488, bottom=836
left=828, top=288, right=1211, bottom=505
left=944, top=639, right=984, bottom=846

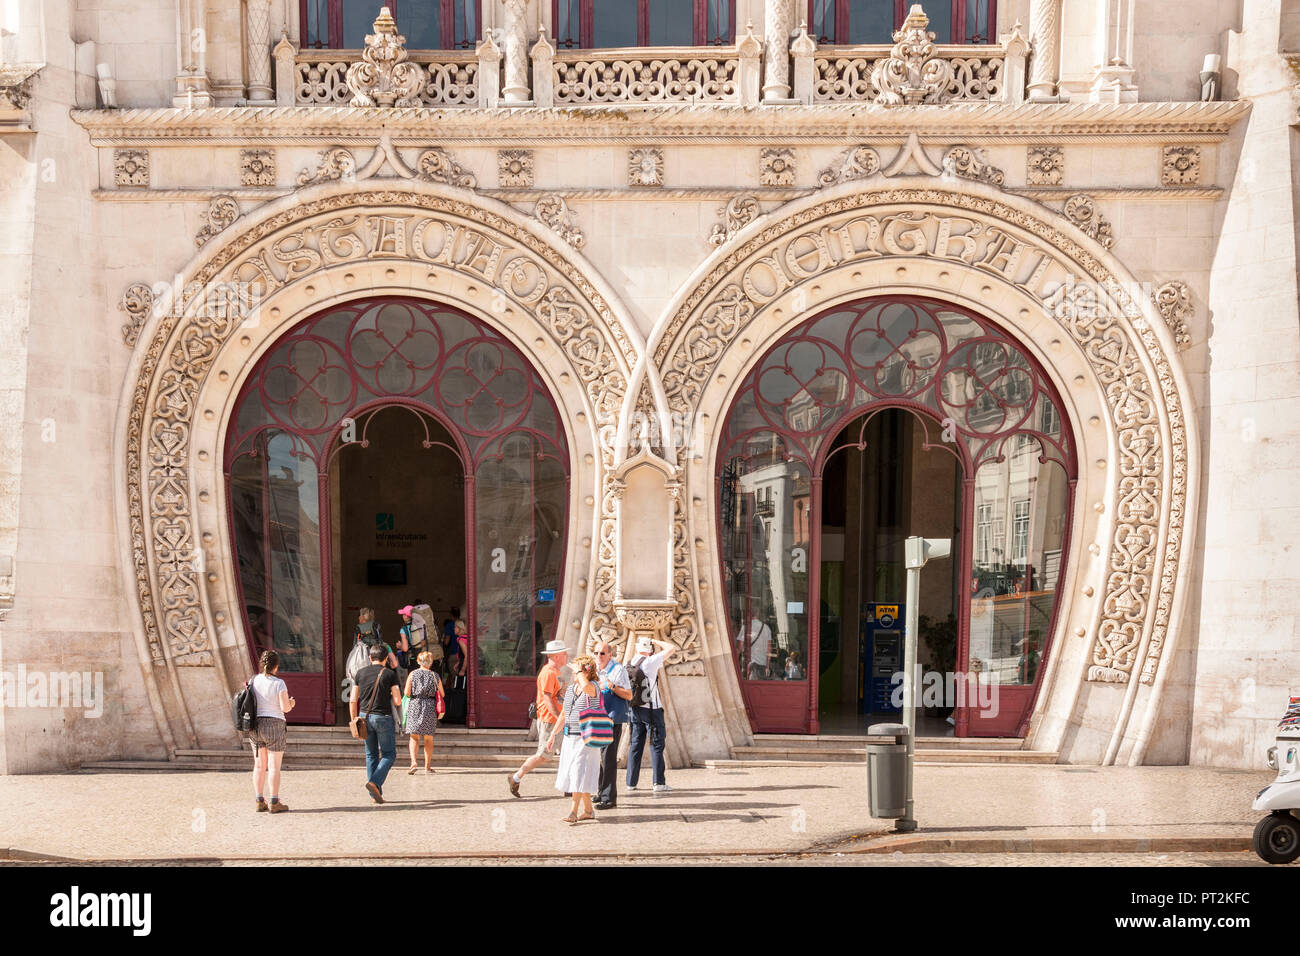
left=350, top=668, right=386, bottom=741
left=578, top=685, right=613, bottom=750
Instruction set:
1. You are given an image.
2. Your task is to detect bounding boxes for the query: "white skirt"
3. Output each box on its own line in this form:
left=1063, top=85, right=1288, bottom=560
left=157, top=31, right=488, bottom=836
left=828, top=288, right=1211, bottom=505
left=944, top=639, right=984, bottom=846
left=554, top=732, right=602, bottom=795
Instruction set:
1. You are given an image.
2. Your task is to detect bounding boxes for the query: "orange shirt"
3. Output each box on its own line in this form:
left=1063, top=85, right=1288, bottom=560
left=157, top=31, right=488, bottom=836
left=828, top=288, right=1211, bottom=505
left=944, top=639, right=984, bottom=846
left=535, top=662, right=562, bottom=724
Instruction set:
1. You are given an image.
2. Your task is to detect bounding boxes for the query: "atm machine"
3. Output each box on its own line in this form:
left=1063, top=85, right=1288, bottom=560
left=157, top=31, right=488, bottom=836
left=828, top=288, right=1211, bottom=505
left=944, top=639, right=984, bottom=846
left=859, top=603, right=904, bottom=715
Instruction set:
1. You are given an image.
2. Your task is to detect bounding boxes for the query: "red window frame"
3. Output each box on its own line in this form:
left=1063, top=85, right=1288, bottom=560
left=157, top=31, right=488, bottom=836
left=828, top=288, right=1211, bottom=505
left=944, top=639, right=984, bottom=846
left=552, top=0, right=737, bottom=49
left=302, top=0, right=482, bottom=49
left=808, top=0, right=997, bottom=45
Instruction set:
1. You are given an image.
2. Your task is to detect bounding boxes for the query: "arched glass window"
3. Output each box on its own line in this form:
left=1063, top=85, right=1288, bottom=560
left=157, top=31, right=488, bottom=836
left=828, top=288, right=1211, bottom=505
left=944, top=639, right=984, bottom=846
left=718, top=296, right=1074, bottom=736
left=225, top=299, right=569, bottom=726
left=304, top=0, right=481, bottom=49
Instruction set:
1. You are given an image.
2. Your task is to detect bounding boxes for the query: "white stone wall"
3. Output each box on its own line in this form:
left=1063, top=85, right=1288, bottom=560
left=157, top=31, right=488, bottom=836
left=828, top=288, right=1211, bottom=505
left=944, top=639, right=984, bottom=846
left=1189, top=0, right=1300, bottom=769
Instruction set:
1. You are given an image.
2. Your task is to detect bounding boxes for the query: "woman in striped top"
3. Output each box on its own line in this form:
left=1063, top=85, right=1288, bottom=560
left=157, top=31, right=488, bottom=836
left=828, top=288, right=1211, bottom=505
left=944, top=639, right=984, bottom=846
left=549, top=654, right=604, bottom=823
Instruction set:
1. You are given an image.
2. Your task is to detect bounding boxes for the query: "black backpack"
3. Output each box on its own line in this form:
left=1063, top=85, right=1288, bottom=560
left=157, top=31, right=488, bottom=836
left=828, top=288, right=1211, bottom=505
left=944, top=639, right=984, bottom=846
left=232, top=677, right=257, bottom=735
left=627, top=657, right=656, bottom=710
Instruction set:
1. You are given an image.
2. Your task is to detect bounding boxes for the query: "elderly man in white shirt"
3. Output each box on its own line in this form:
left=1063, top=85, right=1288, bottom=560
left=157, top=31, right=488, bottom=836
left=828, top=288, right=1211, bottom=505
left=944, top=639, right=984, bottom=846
left=625, top=636, right=676, bottom=794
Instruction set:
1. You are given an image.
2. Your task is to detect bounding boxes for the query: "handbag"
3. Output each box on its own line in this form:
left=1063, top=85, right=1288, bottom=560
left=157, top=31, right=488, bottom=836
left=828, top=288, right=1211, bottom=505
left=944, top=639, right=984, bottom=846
left=578, top=691, right=613, bottom=750
left=435, top=674, right=446, bottom=719
left=350, top=667, right=386, bottom=741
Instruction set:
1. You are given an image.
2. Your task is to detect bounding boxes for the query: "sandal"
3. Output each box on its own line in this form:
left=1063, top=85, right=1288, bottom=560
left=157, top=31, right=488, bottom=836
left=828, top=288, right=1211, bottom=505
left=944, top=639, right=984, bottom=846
left=576, top=812, right=595, bottom=822
left=562, top=813, right=578, bottom=824
left=407, top=765, right=418, bottom=775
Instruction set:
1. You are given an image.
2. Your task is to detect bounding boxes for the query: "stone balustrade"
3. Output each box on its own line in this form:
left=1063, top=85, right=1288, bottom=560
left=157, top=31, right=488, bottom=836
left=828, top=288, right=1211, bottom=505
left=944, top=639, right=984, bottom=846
left=550, top=48, right=742, bottom=105
left=292, top=49, right=480, bottom=107
left=807, top=43, right=1008, bottom=103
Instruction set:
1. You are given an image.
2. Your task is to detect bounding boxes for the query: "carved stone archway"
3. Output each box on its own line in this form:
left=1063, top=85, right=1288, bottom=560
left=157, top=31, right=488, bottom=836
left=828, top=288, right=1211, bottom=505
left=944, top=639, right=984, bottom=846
left=114, top=180, right=645, bottom=752
left=649, top=176, right=1198, bottom=766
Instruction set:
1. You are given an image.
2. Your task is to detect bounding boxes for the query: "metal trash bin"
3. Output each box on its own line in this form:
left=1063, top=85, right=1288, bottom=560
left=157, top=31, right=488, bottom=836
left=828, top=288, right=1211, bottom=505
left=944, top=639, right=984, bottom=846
left=866, top=722, right=909, bottom=819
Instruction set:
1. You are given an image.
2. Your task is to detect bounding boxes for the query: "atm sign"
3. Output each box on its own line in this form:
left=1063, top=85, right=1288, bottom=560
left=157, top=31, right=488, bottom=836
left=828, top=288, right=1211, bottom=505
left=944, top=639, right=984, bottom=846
left=875, top=605, right=899, bottom=627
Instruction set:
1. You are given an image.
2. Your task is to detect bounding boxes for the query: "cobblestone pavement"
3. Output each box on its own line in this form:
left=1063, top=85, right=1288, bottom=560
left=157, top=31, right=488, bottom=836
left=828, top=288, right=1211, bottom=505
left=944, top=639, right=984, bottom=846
left=0, top=762, right=1272, bottom=862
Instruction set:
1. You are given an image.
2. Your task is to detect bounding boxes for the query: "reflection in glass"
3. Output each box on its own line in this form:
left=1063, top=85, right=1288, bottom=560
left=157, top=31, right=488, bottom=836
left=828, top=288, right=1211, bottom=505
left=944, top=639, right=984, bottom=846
left=648, top=0, right=694, bottom=45
left=592, top=0, right=638, bottom=47
left=968, top=444, right=1068, bottom=688
left=721, top=434, right=811, bottom=682
left=231, top=431, right=325, bottom=674
left=475, top=434, right=566, bottom=677
left=847, top=0, right=896, bottom=44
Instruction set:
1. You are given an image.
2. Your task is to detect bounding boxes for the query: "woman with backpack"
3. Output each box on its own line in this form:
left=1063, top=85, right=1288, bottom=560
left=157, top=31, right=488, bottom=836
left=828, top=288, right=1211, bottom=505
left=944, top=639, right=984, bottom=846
left=403, top=650, right=444, bottom=774
left=354, top=607, right=398, bottom=671
left=549, top=654, right=605, bottom=823
left=250, top=649, right=295, bottom=813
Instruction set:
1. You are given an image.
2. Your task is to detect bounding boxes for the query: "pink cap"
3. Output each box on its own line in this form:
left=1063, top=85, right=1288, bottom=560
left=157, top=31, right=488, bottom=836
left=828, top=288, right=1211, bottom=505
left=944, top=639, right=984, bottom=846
left=397, top=605, right=414, bottom=616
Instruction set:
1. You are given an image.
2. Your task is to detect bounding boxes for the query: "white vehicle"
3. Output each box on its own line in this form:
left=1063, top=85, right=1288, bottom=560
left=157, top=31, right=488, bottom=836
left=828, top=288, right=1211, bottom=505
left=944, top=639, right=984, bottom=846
left=1252, top=698, right=1300, bottom=864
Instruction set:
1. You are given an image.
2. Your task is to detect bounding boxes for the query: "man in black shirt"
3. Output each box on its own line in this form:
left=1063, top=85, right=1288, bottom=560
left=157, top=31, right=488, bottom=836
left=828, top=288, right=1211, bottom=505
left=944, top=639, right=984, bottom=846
left=350, top=643, right=402, bottom=804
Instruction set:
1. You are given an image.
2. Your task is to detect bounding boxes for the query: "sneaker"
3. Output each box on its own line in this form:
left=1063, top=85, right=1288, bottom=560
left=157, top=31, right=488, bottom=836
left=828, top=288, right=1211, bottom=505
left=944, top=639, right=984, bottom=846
left=507, top=773, right=521, bottom=798
left=626, top=783, right=638, bottom=791
left=255, top=798, right=268, bottom=812
left=653, top=783, right=673, bottom=794
left=269, top=800, right=289, bottom=813
left=366, top=782, right=384, bottom=804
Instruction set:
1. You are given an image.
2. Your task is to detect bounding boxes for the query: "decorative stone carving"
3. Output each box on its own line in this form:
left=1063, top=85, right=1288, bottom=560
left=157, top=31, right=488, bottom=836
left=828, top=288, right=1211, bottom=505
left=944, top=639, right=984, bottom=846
left=534, top=194, right=584, bottom=249
left=240, top=149, right=276, bottom=187
left=119, top=282, right=155, bottom=348
left=871, top=3, right=955, bottom=106
left=126, top=193, right=637, bottom=679
left=345, top=7, right=426, bottom=107
left=1027, top=145, right=1064, bottom=185
left=415, top=148, right=477, bottom=188
left=1063, top=193, right=1115, bottom=249
left=629, top=148, right=664, bottom=188
left=114, top=149, right=149, bottom=187
left=0, top=65, right=38, bottom=124
left=553, top=53, right=739, bottom=104
left=1162, top=146, right=1200, bottom=186
left=943, top=146, right=1005, bottom=185
left=296, top=147, right=357, bottom=186
left=1153, top=280, right=1193, bottom=351
left=818, top=146, right=881, bottom=186
left=499, top=149, right=534, bottom=188
left=881, top=132, right=945, bottom=177
left=654, top=188, right=1190, bottom=700
left=708, top=195, right=761, bottom=247
left=195, top=196, right=241, bottom=247
left=760, top=148, right=795, bottom=187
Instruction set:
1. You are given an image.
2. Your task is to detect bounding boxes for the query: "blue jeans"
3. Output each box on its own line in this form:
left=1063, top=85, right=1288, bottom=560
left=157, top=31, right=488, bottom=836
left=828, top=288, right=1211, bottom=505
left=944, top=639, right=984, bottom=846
left=364, top=713, right=396, bottom=791
left=626, top=706, right=666, bottom=788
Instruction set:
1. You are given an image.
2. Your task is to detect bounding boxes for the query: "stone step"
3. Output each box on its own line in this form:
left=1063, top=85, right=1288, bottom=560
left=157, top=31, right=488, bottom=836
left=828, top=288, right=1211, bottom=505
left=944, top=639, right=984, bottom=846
left=753, top=734, right=1025, bottom=751
left=717, top=746, right=1056, bottom=766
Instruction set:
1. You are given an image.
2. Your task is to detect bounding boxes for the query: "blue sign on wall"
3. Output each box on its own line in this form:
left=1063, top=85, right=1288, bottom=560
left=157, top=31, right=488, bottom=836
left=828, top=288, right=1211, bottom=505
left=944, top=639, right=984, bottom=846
left=537, top=588, right=556, bottom=603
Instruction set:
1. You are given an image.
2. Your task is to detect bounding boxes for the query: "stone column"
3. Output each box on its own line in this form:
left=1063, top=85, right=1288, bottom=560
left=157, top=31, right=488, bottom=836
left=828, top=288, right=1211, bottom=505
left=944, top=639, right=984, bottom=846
left=530, top=27, right=554, bottom=108
left=762, top=0, right=794, bottom=104
left=173, top=0, right=213, bottom=106
left=737, top=21, right=762, bottom=106
left=1088, top=0, right=1138, bottom=103
left=502, top=0, right=532, bottom=105
left=246, top=0, right=274, bottom=104
left=1026, top=0, right=1061, bottom=101
left=790, top=21, right=815, bottom=105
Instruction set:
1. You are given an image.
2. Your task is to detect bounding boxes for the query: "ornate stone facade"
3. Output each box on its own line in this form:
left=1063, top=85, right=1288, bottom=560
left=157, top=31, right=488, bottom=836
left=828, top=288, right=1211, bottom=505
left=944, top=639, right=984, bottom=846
left=499, top=150, right=534, bottom=188
left=760, top=148, right=795, bottom=187
left=1027, top=145, right=1064, bottom=185
left=628, top=148, right=664, bottom=188
left=1162, top=145, right=1201, bottom=185
left=240, top=149, right=276, bottom=187
left=114, top=149, right=149, bottom=187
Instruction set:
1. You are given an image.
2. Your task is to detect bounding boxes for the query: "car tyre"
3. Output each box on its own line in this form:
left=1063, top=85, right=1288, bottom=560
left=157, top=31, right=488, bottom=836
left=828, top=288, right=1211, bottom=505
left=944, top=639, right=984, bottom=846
left=1253, top=812, right=1300, bottom=864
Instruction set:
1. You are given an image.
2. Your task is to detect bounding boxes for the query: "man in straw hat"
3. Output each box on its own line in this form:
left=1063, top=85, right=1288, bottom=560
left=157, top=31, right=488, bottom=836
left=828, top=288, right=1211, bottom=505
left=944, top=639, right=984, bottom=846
left=507, top=639, right=569, bottom=797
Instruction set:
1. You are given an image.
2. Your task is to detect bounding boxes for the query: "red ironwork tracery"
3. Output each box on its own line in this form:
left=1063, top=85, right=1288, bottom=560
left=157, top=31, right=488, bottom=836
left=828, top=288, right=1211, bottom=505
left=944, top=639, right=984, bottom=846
left=718, top=295, right=1077, bottom=736
left=224, top=298, right=570, bottom=727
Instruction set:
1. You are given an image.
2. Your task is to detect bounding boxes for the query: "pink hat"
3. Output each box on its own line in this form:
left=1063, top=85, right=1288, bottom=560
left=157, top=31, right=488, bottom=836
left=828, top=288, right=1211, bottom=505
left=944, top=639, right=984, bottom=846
left=397, top=605, right=414, bottom=617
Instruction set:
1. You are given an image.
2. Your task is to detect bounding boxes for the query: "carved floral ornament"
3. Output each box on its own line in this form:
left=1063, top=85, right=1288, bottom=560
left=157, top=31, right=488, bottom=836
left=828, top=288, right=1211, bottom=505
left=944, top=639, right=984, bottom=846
left=296, top=137, right=477, bottom=189
left=121, top=190, right=640, bottom=679
left=653, top=185, right=1191, bottom=696
left=345, top=6, right=425, bottom=107
left=871, top=4, right=954, bottom=106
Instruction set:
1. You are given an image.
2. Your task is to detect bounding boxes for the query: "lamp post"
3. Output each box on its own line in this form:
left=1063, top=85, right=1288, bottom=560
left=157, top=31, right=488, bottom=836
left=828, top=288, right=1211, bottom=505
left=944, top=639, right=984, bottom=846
left=899, top=535, right=951, bottom=832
